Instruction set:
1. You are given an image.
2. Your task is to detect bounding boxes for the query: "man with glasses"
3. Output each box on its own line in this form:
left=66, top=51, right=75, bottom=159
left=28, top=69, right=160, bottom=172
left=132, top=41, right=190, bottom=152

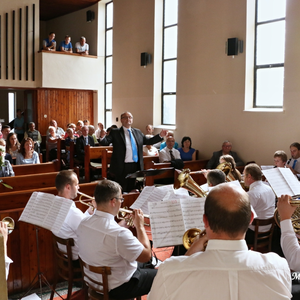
left=78, top=179, right=157, bottom=299
left=206, top=140, right=244, bottom=169
left=99, top=111, right=168, bottom=192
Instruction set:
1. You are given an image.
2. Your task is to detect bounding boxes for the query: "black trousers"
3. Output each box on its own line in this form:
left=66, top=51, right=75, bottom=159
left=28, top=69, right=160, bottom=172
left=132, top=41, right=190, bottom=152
left=108, top=264, right=157, bottom=299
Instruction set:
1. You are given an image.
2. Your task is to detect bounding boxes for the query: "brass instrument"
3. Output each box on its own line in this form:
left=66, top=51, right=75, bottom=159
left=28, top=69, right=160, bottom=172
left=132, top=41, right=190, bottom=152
left=77, top=191, right=150, bottom=225
left=174, top=169, right=207, bottom=197
left=216, top=162, right=236, bottom=182
left=183, top=228, right=207, bottom=250
left=2, top=217, right=14, bottom=234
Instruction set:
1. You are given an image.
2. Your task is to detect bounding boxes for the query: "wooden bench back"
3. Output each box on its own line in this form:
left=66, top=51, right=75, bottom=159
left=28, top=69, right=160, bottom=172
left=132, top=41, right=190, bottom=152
left=12, top=159, right=60, bottom=176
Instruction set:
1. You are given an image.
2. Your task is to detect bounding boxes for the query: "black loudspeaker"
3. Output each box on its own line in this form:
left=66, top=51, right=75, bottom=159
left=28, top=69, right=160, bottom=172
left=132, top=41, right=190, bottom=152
left=227, top=38, right=238, bottom=56
left=86, top=10, right=95, bottom=22
left=141, top=52, right=151, bottom=67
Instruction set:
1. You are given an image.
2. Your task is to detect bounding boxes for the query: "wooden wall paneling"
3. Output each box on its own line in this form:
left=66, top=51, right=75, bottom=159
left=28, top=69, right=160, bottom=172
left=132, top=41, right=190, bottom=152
left=32, top=4, right=35, bottom=81
left=12, top=10, right=15, bottom=80
left=25, top=6, right=28, bottom=81
left=19, top=8, right=22, bottom=80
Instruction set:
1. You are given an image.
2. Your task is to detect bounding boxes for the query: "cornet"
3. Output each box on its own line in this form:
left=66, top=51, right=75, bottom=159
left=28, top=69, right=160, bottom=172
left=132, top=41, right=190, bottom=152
left=2, top=217, right=14, bottom=234
left=183, top=228, right=207, bottom=250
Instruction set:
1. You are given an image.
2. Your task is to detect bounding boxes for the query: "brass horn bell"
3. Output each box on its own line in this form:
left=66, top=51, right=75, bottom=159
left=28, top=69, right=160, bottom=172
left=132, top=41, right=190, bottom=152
left=2, top=217, right=14, bottom=234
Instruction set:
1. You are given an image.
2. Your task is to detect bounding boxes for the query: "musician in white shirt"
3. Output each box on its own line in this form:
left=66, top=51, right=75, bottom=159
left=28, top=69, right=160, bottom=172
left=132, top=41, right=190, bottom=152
left=0, top=221, right=12, bottom=280
left=274, top=150, right=288, bottom=168
left=148, top=183, right=291, bottom=300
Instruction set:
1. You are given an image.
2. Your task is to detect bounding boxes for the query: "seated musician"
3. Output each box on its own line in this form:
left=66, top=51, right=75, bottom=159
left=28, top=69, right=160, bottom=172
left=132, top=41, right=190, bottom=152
left=52, top=170, right=93, bottom=264
left=206, top=169, right=226, bottom=188
left=77, top=179, right=157, bottom=299
left=148, top=183, right=291, bottom=300
left=274, top=150, right=288, bottom=168
left=243, top=163, right=275, bottom=244
left=0, top=221, right=12, bottom=279
left=286, top=142, right=300, bottom=177
left=219, top=154, right=242, bottom=181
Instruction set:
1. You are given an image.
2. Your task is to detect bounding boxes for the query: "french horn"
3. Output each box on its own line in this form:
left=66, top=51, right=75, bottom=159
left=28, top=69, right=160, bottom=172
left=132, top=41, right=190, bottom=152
left=216, top=162, right=236, bottom=182
left=174, top=168, right=207, bottom=197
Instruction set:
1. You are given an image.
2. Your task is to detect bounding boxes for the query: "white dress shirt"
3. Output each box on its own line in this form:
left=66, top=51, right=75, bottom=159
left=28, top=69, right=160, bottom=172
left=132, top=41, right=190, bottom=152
left=159, top=147, right=181, bottom=163
left=247, top=180, right=275, bottom=231
left=148, top=239, right=291, bottom=300
left=5, top=255, right=13, bottom=280
left=287, top=157, right=300, bottom=174
left=53, top=202, right=89, bottom=260
left=281, top=219, right=300, bottom=271
left=77, top=210, right=143, bottom=290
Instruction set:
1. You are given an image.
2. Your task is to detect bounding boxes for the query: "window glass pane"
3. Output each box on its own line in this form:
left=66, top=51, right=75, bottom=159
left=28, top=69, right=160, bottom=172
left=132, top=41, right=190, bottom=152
left=163, top=60, right=177, bottom=93
left=164, top=26, right=177, bottom=59
left=106, top=57, right=113, bottom=83
left=164, top=0, right=178, bottom=26
left=256, top=20, right=285, bottom=65
left=106, top=30, right=113, bottom=56
left=257, top=0, right=286, bottom=22
left=105, top=84, right=112, bottom=110
left=106, top=111, right=112, bottom=128
left=163, top=95, right=176, bottom=125
left=256, top=67, right=284, bottom=106
left=106, top=2, right=113, bottom=28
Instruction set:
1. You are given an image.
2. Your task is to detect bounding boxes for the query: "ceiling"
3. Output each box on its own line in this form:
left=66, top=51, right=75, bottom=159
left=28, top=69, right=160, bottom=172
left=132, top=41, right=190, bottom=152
left=40, top=0, right=100, bottom=21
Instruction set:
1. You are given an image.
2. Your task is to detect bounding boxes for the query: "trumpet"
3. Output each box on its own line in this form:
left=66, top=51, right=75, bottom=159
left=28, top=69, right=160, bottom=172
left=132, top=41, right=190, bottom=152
left=77, top=191, right=150, bottom=219
left=2, top=217, right=14, bottom=234
left=183, top=228, right=207, bottom=250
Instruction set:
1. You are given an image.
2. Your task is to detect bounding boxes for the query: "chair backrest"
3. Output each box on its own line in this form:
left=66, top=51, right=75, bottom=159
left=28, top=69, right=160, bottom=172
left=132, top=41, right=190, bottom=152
left=102, top=149, right=113, bottom=179
left=252, top=216, right=275, bottom=251
left=79, top=257, right=111, bottom=300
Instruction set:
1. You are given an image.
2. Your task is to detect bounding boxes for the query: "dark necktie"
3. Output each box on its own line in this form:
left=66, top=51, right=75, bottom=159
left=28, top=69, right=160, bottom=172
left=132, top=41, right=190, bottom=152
left=169, top=150, right=175, bottom=161
left=128, top=129, right=138, bottom=162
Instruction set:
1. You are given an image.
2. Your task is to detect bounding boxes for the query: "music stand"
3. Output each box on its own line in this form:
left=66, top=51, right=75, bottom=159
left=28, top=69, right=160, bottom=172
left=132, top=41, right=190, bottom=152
left=126, top=168, right=173, bottom=189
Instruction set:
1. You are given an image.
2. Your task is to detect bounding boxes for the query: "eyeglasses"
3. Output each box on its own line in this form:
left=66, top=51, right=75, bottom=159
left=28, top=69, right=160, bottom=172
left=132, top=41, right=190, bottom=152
left=114, top=197, right=124, bottom=203
left=121, top=116, right=133, bottom=119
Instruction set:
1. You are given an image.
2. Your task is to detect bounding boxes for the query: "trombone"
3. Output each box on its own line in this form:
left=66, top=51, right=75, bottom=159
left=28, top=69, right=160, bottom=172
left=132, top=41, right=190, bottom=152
left=77, top=191, right=150, bottom=220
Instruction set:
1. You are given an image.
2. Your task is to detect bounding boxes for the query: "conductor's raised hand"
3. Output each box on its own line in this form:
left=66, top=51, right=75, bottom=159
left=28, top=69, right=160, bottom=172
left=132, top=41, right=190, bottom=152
left=160, top=129, right=168, bottom=137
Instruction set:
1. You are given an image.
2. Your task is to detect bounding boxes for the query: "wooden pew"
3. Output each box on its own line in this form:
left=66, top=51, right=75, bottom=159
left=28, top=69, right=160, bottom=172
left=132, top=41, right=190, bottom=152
left=2, top=189, right=140, bottom=295
left=144, top=159, right=209, bottom=186
left=101, top=149, right=112, bottom=179
left=12, top=160, right=60, bottom=176
left=84, top=145, right=113, bottom=182
left=0, top=172, right=58, bottom=193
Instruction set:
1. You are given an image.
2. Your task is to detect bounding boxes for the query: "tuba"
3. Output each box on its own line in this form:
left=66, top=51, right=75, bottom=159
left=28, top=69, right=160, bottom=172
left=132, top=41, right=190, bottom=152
left=216, top=162, right=236, bottom=182
left=174, top=168, right=207, bottom=197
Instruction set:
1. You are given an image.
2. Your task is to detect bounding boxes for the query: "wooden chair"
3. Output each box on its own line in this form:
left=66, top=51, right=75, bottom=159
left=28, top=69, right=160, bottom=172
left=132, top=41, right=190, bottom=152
left=50, top=234, right=83, bottom=300
left=79, top=257, right=141, bottom=300
left=101, top=149, right=112, bottom=179
left=248, top=217, right=275, bottom=252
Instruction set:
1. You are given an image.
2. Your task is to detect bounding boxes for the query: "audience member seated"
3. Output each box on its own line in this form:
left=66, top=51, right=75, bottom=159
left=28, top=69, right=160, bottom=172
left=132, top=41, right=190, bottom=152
left=243, top=163, right=275, bottom=245
left=160, top=131, right=178, bottom=150
left=6, top=133, right=20, bottom=163
left=75, top=125, right=95, bottom=162
left=0, top=123, right=2, bottom=139
left=159, top=137, right=181, bottom=163
left=143, top=145, right=158, bottom=156
left=0, top=139, right=12, bottom=165
left=59, top=35, right=72, bottom=53
left=0, top=221, right=13, bottom=279
left=75, top=120, right=83, bottom=137
left=88, top=125, right=98, bottom=145
left=145, top=124, right=161, bottom=149
left=47, top=126, right=60, bottom=161
left=148, top=183, right=291, bottom=300
left=2, top=125, right=11, bottom=141
left=0, top=138, right=14, bottom=177
left=78, top=180, right=157, bottom=299
left=75, top=36, right=89, bottom=55
left=14, top=109, right=25, bottom=142
left=206, top=169, right=226, bottom=188
left=84, top=119, right=90, bottom=126
left=24, top=122, right=42, bottom=153
left=16, top=137, right=40, bottom=165
left=206, top=140, right=244, bottom=169
left=286, top=142, right=300, bottom=176
left=219, top=154, right=242, bottom=181
left=95, top=122, right=104, bottom=140
left=274, top=150, right=288, bottom=168
left=178, top=136, right=196, bottom=161
left=65, top=128, right=76, bottom=164
left=46, top=120, right=65, bottom=137
left=42, top=32, right=56, bottom=51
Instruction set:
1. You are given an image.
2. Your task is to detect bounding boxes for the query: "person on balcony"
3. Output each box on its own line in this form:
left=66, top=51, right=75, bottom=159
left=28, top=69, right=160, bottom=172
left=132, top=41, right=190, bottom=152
left=59, top=35, right=72, bottom=53
left=42, top=32, right=56, bottom=51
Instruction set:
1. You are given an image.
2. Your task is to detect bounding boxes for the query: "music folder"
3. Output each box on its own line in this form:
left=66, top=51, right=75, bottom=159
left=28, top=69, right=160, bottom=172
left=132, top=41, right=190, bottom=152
left=19, top=192, right=73, bottom=234
left=262, top=167, right=300, bottom=198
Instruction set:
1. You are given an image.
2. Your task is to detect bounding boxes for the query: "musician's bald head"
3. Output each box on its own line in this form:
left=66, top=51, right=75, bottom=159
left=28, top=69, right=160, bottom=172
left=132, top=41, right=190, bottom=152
left=204, top=183, right=252, bottom=239
left=94, top=179, right=121, bottom=205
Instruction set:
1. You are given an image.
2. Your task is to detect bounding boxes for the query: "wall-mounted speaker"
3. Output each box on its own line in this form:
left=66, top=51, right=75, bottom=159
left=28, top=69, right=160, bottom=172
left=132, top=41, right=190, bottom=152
left=86, top=10, right=95, bottom=22
left=141, top=52, right=151, bottom=67
left=227, top=38, right=238, bottom=56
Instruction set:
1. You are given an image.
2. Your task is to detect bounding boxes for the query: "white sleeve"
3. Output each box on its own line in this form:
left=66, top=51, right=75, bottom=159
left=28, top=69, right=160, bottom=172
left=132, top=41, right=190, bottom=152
left=281, top=219, right=300, bottom=270
left=148, top=264, right=168, bottom=300
left=5, top=256, right=13, bottom=280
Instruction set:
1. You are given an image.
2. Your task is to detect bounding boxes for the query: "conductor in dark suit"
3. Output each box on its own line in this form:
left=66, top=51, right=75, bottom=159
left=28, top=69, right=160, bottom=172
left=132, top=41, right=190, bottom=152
left=99, top=111, right=168, bottom=192
left=206, top=140, right=244, bottom=169
left=75, top=125, right=95, bottom=162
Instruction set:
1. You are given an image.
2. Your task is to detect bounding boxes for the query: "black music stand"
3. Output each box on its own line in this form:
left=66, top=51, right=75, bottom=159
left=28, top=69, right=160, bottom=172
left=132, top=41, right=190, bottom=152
left=126, top=168, right=173, bottom=189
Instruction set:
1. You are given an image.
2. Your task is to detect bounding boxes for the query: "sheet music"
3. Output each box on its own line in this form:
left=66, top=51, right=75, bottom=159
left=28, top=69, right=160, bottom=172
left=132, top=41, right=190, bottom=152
left=130, top=186, right=170, bottom=214
left=262, top=168, right=295, bottom=197
left=149, top=200, right=185, bottom=248
left=261, top=165, right=274, bottom=170
left=278, top=168, right=300, bottom=195
left=19, top=192, right=73, bottom=234
left=180, top=197, right=205, bottom=230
